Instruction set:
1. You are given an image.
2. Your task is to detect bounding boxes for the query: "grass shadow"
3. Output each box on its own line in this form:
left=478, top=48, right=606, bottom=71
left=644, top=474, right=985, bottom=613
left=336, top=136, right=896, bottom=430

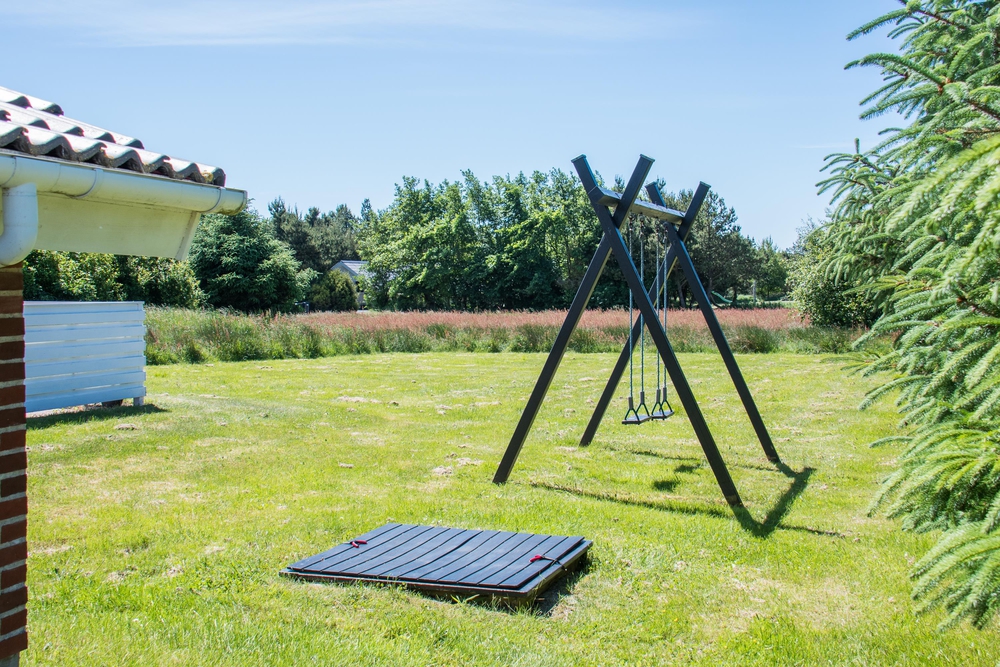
left=731, top=462, right=816, bottom=538
left=531, top=461, right=839, bottom=539
left=652, top=479, right=680, bottom=492
left=531, top=555, right=591, bottom=617
left=359, top=557, right=592, bottom=617
left=606, top=447, right=702, bottom=463
left=28, top=403, right=167, bottom=430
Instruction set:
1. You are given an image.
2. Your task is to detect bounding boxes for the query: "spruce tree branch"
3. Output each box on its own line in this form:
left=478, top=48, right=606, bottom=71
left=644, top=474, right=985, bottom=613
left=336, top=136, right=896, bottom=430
left=913, top=9, right=967, bottom=31
left=965, top=99, right=1000, bottom=124
left=895, top=0, right=969, bottom=31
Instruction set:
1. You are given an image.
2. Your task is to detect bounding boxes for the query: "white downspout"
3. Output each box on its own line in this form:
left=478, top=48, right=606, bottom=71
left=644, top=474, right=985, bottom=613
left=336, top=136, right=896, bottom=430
left=0, top=183, right=38, bottom=267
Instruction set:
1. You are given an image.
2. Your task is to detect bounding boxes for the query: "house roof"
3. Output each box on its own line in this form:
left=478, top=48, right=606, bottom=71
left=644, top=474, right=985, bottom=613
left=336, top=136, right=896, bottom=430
left=0, top=86, right=226, bottom=186
left=332, top=260, right=368, bottom=276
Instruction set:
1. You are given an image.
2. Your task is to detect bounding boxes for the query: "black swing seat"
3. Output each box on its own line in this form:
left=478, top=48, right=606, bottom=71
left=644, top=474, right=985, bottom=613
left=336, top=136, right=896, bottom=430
left=622, top=395, right=651, bottom=425
left=649, top=408, right=674, bottom=420
left=622, top=410, right=654, bottom=425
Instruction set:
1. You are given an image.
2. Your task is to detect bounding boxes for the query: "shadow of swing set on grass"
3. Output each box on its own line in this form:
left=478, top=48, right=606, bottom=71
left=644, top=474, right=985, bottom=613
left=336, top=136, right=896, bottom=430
left=285, top=155, right=806, bottom=610
left=532, top=461, right=821, bottom=540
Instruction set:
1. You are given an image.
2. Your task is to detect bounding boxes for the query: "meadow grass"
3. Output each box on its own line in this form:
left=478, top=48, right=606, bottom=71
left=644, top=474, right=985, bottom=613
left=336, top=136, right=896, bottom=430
left=145, top=307, right=865, bottom=365
left=23, top=352, right=998, bottom=666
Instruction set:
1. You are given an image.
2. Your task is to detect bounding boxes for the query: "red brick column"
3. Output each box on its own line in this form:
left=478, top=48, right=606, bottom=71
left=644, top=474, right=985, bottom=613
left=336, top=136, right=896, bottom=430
left=0, top=264, right=26, bottom=665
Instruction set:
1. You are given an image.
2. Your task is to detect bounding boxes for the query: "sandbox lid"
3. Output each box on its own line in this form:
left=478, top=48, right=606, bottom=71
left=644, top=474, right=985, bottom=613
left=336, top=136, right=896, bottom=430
left=281, top=523, right=591, bottom=603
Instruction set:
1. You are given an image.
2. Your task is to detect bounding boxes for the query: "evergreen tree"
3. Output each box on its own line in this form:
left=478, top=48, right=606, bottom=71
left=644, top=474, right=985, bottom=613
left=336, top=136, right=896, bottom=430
left=268, top=198, right=359, bottom=275
left=309, top=269, right=359, bottom=311
left=268, top=198, right=325, bottom=274
left=655, top=188, right=760, bottom=305
left=820, top=0, right=1000, bottom=628
left=189, top=209, right=313, bottom=312
left=312, top=204, right=360, bottom=266
left=754, top=237, right=789, bottom=301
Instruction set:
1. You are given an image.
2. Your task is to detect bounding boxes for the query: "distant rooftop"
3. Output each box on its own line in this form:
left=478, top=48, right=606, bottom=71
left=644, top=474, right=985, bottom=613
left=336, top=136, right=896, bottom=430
left=331, top=260, right=368, bottom=278
left=0, top=86, right=226, bottom=186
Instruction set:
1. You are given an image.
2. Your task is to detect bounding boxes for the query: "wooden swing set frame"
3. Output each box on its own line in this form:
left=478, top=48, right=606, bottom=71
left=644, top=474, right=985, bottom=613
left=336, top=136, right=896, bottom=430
left=492, top=154, right=780, bottom=506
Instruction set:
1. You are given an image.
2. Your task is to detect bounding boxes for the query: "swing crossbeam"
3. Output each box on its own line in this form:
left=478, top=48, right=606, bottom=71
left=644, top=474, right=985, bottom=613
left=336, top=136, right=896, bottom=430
left=595, top=187, right=686, bottom=224
left=492, top=154, right=779, bottom=507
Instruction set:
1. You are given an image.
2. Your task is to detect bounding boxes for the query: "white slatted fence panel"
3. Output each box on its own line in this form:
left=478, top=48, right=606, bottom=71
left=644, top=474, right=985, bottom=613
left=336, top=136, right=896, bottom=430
left=24, top=301, right=146, bottom=412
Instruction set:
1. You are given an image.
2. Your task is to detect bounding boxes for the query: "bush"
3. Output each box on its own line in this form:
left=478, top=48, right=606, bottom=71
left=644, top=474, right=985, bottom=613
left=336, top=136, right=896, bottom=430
left=510, top=324, right=553, bottom=352
left=729, top=326, right=779, bottom=354
left=189, top=209, right=313, bottom=313
left=22, top=251, right=203, bottom=307
left=788, top=224, right=879, bottom=328
left=309, top=270, right=358, bottom=312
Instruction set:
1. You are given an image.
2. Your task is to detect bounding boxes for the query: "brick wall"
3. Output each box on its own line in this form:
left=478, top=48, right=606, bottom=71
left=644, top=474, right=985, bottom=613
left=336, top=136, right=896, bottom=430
left=0, top=264, right=26, bottom=664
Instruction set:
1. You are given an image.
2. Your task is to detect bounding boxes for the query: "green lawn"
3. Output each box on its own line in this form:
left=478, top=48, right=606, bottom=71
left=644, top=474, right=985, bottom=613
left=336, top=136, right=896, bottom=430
left=23, top=353, right=1000, bottom=666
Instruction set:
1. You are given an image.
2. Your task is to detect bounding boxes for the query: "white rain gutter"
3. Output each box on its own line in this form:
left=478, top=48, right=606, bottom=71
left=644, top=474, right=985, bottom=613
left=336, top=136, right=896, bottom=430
left=0, top=183, right=37, bottom=267
left=0, top=152, right=247, bottom=266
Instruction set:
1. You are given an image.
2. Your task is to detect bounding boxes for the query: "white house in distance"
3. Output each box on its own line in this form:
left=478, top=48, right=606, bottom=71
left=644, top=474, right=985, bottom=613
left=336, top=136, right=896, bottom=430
left=330, top=259, right=367, bottom=282
left=331, top=259, right=368, bottom=308
left=0, top=86, right=247, bottom=666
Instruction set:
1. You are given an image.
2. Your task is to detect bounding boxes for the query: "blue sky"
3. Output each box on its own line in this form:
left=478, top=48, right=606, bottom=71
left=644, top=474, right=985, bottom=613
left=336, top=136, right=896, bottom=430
left=4, top=0, right=901, bottom=247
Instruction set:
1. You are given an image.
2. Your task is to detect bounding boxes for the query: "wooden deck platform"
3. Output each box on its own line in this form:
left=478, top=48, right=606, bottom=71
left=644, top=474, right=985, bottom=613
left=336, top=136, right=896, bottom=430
left=281, top=523, right=591, bottom=604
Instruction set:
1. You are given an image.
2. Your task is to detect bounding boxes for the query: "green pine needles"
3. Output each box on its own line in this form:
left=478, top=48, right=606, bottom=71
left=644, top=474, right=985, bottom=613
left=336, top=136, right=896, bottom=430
left=821, top=0, right=1000, bottom=628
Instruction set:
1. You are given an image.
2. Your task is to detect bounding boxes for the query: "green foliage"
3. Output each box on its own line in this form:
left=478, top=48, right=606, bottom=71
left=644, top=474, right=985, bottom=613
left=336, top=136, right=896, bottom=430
left=356, top=170, right=766, bottom=311
left=788, top=222, right=880, bottom=327
left=309, top=270, right=359, bottom=312
left=822, top=0, right=1000, bottom=628
left=23, top=250, right=203, bottom=307
left=269, top=198, right=359, bottom=276
left=755, top=237, right=790, bottom=300
left=656, top=188, right=758, bottom=302
left=189, top=209, right=313, bottom=313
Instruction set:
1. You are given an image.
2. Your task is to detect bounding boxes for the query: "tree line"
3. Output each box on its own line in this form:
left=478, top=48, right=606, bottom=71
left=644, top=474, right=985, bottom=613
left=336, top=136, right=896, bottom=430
left=355, top=170, right=787, bottom=312
left=24, top=172, right=790, bottom=314
left=23, top=198, right=363, bottom=313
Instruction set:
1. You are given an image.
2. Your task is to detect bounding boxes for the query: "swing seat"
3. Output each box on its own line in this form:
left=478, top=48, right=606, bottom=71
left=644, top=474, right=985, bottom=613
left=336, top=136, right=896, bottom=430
left=649, top=408, right=674, bottom=420
left=622, top=411, right=654, bottom=425
left=622, top=412, right=643, bottom=425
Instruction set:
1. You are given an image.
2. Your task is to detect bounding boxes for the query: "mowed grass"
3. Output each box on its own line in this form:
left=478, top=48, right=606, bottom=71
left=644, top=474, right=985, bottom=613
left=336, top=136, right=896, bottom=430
left=23, top=353, right=1000, bottom=666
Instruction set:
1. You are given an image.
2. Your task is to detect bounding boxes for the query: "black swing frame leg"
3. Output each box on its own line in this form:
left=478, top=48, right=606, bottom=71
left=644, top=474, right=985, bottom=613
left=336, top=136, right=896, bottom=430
left=492, top=156, right=653, bottom=485
left=647, top=185, right=780, bottom=464
left=581, top=164, right=742, bottom=506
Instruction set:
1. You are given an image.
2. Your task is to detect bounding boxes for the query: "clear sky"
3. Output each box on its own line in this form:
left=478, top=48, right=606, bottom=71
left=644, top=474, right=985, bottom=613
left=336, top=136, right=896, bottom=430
left=4, top=0, right=901, bottom=248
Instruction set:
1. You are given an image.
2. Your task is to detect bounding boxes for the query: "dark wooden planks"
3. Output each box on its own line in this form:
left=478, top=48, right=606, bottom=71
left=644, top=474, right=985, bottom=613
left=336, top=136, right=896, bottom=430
left=282, top=524, right=592, bottom=604
left=288, top=523, right=402, bottom=571
left=479, top=534, right=579, bottom=588
left=494, top=535, right=585, bottom=589
left=395, top=529, right=502, bottom=581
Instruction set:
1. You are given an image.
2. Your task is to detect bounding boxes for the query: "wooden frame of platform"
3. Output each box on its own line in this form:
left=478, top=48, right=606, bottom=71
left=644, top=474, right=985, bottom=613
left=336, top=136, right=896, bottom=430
left=281, top=524, right=592, bottom=604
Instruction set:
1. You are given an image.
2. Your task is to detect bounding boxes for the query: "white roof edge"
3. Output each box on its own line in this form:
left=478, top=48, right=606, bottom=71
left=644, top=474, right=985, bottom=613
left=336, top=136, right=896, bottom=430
left=0, top=151, right=246, bottom=215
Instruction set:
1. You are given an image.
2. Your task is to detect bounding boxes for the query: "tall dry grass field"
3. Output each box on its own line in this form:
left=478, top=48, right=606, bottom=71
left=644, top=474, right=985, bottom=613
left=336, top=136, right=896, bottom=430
left=145, top=307, right=863, bottom=364
left=299, top=308, right=806, bottom=333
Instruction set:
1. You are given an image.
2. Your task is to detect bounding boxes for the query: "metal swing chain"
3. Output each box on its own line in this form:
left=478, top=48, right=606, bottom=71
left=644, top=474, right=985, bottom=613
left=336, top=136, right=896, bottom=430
left=638, top=216, right=648, bottom=418
left=661, top=226, right=673, bottom=417
left=655, top=234, right=661, bottom=389
left=654, top=231, right=662, bottom=413
left=628, top=215, right=634, bottom=400
left=623, top=214, right=639, bottom=424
